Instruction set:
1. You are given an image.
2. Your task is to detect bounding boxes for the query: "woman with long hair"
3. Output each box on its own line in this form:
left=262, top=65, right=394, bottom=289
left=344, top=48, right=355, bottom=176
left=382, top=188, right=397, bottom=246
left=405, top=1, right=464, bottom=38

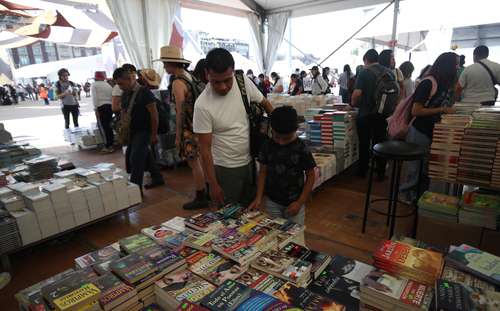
left=400, top=52, right=458, bottom=202
left=338, top=64, right=353, bottom=103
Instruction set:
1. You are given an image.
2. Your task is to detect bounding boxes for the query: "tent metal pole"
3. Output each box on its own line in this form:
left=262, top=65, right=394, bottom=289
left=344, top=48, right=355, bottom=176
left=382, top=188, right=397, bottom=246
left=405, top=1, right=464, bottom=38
left=141, top=0, right=152, bottom=68
left=391, top=0, right=400, bottom=52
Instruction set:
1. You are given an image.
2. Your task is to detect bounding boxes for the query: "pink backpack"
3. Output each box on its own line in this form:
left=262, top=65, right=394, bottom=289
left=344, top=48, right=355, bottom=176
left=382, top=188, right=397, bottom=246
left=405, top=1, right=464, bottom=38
left=387, top=76, right=437, bottom=139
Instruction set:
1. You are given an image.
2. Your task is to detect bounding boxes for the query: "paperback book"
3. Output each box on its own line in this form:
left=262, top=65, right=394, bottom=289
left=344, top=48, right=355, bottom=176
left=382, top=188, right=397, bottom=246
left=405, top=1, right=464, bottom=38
left=327, top=255, right=375, bottom=283
left=446, top=244, right=500, bottom=286
left=138, top=245, right=186, bottom=272
left=200, top=280, right=253, bottom=311
left=435, top=279, right=500, bottom=311
left=236, top=268, right=286, bottom=295
left=141, top=225, right=180, bottom=246
left=185, top=213, right=224, bottom=233
left=119, top=234, right=157, bottom=254
left=93, top=273, right=138, bottom=311
left=281, top=242, right=332, bottom=279
left=273, top=282, right=340, bottom=310
left=74, top=245, right=121, bottom=269
left=110, top=253, right=156, bottom=285
left=308, top=270, right=360, bottom=311
left=441, top=265, right=496, bottom=291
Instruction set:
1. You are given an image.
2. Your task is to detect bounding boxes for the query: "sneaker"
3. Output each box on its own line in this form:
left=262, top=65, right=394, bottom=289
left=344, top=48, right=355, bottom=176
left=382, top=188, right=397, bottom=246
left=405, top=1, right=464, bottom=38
left=0, top=272, right=11, bottom=290
left=183, top=197, right=209, bottom=210
left=100, top=147, right=114, bottom=154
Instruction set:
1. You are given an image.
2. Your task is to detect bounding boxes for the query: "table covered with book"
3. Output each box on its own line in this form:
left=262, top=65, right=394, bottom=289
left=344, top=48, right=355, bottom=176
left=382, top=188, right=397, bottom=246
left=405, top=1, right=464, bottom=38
left=14, top=207, right=500, bottom=311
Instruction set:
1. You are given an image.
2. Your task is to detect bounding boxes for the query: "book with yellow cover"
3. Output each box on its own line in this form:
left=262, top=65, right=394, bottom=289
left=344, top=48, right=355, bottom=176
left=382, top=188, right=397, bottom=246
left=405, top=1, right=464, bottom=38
left=53, top=283, right=101, bottom=311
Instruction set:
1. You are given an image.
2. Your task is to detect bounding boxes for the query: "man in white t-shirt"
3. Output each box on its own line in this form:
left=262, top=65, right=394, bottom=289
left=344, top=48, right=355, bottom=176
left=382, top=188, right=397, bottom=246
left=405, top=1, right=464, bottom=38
left=457, top=45, right=500, bottom=106
left=193, top=48, right=273, bottom=206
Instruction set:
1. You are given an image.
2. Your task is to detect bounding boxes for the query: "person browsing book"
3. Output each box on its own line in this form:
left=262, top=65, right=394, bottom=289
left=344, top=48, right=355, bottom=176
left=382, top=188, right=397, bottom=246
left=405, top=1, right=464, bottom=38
left=249, top=106, right=316, bottom=225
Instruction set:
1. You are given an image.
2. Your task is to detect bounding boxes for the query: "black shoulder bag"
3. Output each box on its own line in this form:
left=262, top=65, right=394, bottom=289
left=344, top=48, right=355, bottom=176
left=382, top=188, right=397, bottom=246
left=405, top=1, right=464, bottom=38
left=234, top=70, right=269, bottom=158
left=478, top=61, right=499, bottom=106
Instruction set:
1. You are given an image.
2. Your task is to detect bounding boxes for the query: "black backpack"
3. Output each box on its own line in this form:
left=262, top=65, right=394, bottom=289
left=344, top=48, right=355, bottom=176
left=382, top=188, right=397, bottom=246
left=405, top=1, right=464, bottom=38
left=367, top=65, right=400, bottom=117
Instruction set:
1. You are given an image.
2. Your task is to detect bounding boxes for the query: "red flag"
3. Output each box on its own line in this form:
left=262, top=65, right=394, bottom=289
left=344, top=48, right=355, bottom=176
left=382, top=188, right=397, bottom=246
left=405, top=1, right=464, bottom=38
left=169, top=17, right=183, bottom=48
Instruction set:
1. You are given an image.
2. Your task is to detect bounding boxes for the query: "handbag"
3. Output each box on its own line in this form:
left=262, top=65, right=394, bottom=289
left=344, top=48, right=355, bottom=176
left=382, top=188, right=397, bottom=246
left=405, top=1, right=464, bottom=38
left=234, top=70, right=269, bottom=158
left=477, top=61, right=499, bottom=106
left=118, top=84, right=141, bottom=146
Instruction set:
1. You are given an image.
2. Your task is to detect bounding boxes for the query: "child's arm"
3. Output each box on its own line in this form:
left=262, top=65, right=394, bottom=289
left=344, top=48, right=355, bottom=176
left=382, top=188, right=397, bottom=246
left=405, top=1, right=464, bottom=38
left=249, top=164, right=267, bottom=210
left=287, top=168, right=315, bottom=216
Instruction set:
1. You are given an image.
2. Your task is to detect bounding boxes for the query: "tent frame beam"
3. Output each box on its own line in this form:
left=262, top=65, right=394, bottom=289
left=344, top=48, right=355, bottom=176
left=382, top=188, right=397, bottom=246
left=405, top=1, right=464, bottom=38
left=240, top=0, right=265, bottom=17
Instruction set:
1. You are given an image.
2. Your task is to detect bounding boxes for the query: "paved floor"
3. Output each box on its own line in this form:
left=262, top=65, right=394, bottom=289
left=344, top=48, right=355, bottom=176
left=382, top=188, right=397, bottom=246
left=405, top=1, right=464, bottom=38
left=1, top=97, right=96, bottom=149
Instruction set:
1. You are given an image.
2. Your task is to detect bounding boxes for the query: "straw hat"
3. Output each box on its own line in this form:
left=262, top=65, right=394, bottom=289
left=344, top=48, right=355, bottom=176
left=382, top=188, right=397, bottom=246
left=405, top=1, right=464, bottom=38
left=139, top=69, right=161, bottom=87
left=154, top=45, right=191, bottom=64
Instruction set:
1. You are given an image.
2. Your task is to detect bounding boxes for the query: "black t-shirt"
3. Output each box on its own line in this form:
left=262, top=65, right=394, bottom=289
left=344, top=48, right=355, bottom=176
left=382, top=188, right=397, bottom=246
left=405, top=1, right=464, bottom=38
left=122, top=86, right=156, bottom=133
left=412, top=78, right=450, bottom=138
left=258, top=138, right=317, bottom=206
left=354, top=64, right=388, bottom=117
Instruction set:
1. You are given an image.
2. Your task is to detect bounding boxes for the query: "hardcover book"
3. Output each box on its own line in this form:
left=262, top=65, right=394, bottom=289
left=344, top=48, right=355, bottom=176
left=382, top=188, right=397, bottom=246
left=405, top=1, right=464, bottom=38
left=119, top=234, right=157, bottom=254
left=200, top=280, right=253, bottom=311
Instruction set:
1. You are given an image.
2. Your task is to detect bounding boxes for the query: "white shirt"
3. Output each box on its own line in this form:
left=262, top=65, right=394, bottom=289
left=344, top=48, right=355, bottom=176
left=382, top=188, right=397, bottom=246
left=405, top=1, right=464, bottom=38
left=273, top=78, right=284, bottom=93
left=193, top=75, right=264, bottom=168
left=459, top=59, right=500, bottom=103
left=303, top=76, right=313, bottom=92
left=338, top=72, right=353, bottom=90
left=112, top=84, right=123, bottom=97
left=312, top=75, right=328, bottom=95
left=91, top=81, right=113, bottom=109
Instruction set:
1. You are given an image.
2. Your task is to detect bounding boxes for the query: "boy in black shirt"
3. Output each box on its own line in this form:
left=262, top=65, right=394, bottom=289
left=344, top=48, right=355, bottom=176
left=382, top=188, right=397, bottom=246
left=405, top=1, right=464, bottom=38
left=249, top=106, right=316, bottom=225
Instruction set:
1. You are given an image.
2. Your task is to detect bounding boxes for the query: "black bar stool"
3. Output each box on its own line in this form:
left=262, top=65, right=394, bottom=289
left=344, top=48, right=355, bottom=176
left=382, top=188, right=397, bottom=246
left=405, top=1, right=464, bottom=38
left=361, top=141, right=426, bottom=238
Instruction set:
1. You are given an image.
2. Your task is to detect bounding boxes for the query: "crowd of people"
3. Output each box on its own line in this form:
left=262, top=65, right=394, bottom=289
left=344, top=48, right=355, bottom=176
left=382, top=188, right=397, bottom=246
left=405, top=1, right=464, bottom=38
left=7, top=43, right=499, bottom=228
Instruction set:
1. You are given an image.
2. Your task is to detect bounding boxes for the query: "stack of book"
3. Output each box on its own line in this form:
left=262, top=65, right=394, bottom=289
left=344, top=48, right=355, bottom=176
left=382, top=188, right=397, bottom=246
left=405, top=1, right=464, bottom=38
left=185, top=213, right=224, bottom=233
left=74, top=244, right=121, bottom=269
left=90, top=179, right=118, bottom=215
left=273, top=282, right=339, bottom=310
left=41, top=182, right=76, bottom=232
left=24, top=191, right=60, bottom=238
left=189, top=252, right=247, bottom=286
left=312, top=153, right=336, bottom=189
left=80, top=182, right=106, bottom=221
left=0, top=214, right=22, bottom=253
left=428, top=115, right=469, bottom=182
left=434, top=279, right=500, bottom=310
left=106, top=175, right=130, bottom=211
left=9, top=207, right=41, bottom=245
left=306, top=119, right=322, bottom=145
left=66, top=184, right=91, bottom=226
left=454, top=102, right=481, bottom=115
left=360, top=269, right=434, bottom=311
left=457, top=126, right=499, bottom=187
left=417, top=191, right=459, bottom=222
left=440, top=264, right=496, bottom=291
left=319, top=112, right=335, bottom=151
left=93, top=273, right=139, bottom=311
left=445, top=244, right=500, bottom=287
left=459, top=192, right=500, bottom=229
left=24, top=155, right=58, bottom=180
left=492, top=140, right=500, bottom=189
left=373, top=240, right=444, bottom=285
left=280, top=242, right=332, bottom=280
left=141, top=225, right=181, bottom=248
left=235, top=268, right=287, bottom=296
left=154, top=270, right=216, bottom=310
left=119, top=234, right=157, bottom=254
left=0, top=142, right=41, bottom=167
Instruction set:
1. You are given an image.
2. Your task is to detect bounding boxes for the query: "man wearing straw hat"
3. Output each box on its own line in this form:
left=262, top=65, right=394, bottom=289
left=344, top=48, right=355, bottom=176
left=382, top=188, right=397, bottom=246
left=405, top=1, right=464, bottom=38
left=156, top=46, right=209, bottom=210
left=193, top=48, right=273, bottom=207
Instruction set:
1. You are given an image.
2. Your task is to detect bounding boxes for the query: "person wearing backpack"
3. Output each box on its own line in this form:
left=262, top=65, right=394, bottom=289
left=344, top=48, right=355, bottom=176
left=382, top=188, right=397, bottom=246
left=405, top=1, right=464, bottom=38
left=456, top=45, right=500, bottom=106
left=351, top=49, right=398, bottom=179
left=160, top=46, right=208, bottom=210
left=399, top=52, right=458, bottom=202
left=193, top=48, right=274, bottom=207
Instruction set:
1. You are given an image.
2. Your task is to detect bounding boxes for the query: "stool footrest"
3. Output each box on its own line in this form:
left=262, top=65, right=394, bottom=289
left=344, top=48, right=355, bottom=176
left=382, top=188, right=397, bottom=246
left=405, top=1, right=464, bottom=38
left=369, top=198, right=416, bottom=218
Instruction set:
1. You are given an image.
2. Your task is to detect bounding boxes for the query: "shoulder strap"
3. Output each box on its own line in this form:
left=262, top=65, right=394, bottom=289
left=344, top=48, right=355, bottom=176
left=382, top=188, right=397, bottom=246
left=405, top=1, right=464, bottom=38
left=235, top=71, right=251, bottom=117
left=478, top=61, right=498, bottom=86
left=126, top=85, right=142, bottom=118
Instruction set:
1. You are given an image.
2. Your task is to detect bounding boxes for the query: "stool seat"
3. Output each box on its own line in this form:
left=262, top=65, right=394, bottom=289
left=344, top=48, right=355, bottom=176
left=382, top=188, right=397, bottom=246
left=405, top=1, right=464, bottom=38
left=373, top=141, right=426, bottom=161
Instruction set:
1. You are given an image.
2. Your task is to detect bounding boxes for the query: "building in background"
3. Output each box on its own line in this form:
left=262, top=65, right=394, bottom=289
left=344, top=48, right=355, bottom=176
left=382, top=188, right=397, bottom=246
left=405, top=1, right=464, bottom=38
left=9, top=41, right=101, bottom=68
left=193, top=31, right=249, bottom=58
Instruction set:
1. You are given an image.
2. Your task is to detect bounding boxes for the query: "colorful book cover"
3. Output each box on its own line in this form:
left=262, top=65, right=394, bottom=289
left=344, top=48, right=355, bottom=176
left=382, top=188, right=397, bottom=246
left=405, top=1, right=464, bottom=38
left=273, top=282, right=340, bottom=311
left=110, top=253, right=156, bottom=284
left=441, top=265, right=496, bottom=291
left=52, top=283, right=101, bottom=311
left=155, top=270, right=216, bottom=303
left=309, top=270, right=360, bottom=311
left=156, top=270, right=216, bottom=304
left=141, top=226, right=179, bottom=246
left=282, top=259, right=311, bottom=283
left=235, top=291, right=290, bottom=311
left=138, top=246, right=185, bottom=271
left=41, top=269, right=98, bottom=308
left=162, top=216, right=186, bottom=232
left=176, top=301, right=210, bottom=311
left=361, top=270, right=433, bottom=310
left=373, top=240, right=443, bottom=279
left=74, top=245, right=121, bottom=269
left=417, top=191, right=459, bottom=215
left=189, top=253, right=227, bottom=281
left=200, top=280, right=253, bottom=311
left=119, top=234, right=157, bottom=254
left=93, top=273, right=136, bottom=309
left=446, top=244, right=500, bottom=285
left=185, top=213, right=223, bottom=232
left=204, top=259, right=247, bottom=286
left=327, top=255, right=375, bottom=283
left=93, top=260, right=113, bottom=275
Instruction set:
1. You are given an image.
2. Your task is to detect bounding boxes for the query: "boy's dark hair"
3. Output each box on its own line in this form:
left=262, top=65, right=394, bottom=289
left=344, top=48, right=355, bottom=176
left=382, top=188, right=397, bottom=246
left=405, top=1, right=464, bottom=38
left=473, top=45, right=489, bottom=59
left=122, top=63, right=137, bottom=73
left=57, top=68, right=69, bottom=77
left=363, top=49, right=379, bottom=64
left=206, top=48, right=234, bottom=73
left=113, top=67, right=130, bottom=80
left=258, top=73, right=264, bottom=79
left=271, top=106, right=298, bottom=134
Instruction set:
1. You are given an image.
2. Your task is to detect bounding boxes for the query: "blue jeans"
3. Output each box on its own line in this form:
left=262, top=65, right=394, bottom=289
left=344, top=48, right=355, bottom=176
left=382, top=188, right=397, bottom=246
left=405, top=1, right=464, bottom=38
left=400, top=126, right=431, bottom=202
left=264, top=197, right=305, bottom=225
